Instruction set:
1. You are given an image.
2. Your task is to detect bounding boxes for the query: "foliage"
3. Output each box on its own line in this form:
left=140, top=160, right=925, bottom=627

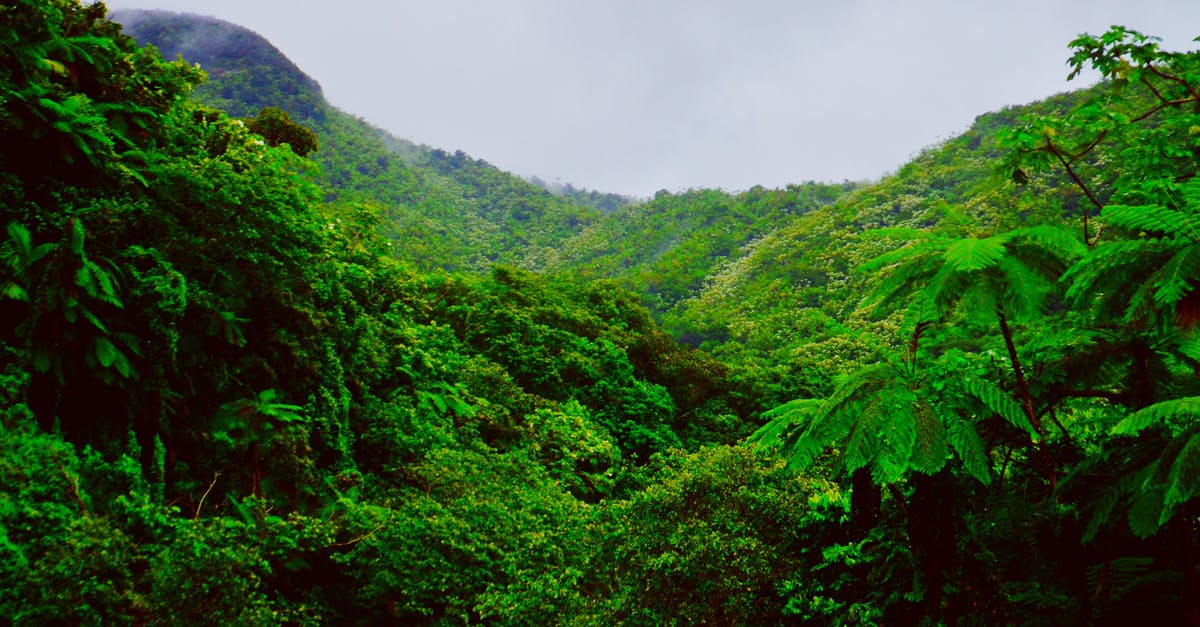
left=7, top=5, right=1200, bottom=625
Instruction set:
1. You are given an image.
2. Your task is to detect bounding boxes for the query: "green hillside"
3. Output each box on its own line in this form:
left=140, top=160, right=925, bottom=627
left=6, top=2, right=1200, bottom=623
left=116, top=9, right=601, bottom=273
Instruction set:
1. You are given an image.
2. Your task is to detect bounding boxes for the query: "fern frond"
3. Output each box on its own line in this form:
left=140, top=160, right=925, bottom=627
left=926, top=258, right=970, bottom=313
left=749, top=398, right=822, bottom=450
left=1127, top=460, right=1167, bottom=538
left=1005, top=224, right=1087, bottom=262
left=862, top=253, right=940, bottom=311
left=962, top=378, right=1038, bottom=439
left=1160, top=429, right=1200, bottom=525
left=810, top=363, right=893, bottom=430
left=759, top=397, right=824, bottom=423
left=841, top=395, right=889, bottom=476
left=943, top=236, right=1006, bottom=272
left=1148, top=243, right=1200, bottom=308
left=1175, top=333, right=1200, bottom=362
left=870, top=391, right=919, bottom=485
left=857, top=237, right=946, bottom=275
left=1112, top=397, right=1200, bottom=436
left=1084, top=556, right=1155, bottom=600
left=1080, top=464, right=1145, bottom=542
left=1062, top=239, right=1163, bottom=301
left=1103, top=204, right=1200, bottom=241
left=908, top=399, right=949, bottom=475
left=997, top=254, right=1054, bottom=321
left=1181, top=176, right=1200, bottom=215
left=947, top=413, right=991, bottom=485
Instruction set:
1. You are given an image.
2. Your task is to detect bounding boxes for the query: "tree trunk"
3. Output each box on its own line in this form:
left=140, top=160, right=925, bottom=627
left=849, top=467, right=881, bottom=539
left=997, top=309, right=1057, bottom=489
left=908, top=471, right=957, bottom=621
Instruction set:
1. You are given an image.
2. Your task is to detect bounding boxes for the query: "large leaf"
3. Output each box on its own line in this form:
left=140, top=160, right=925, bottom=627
left=1103, top=203, right=1200, bottom=241
left=943, top=236, right=1006, bottom=272
left=908, top=400, right=949, bottom=475
left=1149, top=244, right=1200, bottom=307
left=962, top=378, right=1038, bottom=439
left=1162, top=431, right=1200, bottom=523
left=871, top=392, right=918, bottom=485
left=947, top=414, right=991, bottom=485
left=1005, top=224, right=1087, bottom=261
left=1112, top=397, right=1200, bottom=436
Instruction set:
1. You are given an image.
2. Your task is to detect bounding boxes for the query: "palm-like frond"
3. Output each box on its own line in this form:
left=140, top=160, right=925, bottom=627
left=1062, top=240, right=1164, bottom=300
left=864, top=224, right=1081, bottom=325
left=1005, top=224, right=1089, bottom=260
left=1064, top=177, right=1200, bottom=327
left=996, top=254, right=1055, bottom=321
left=1146, top=243, right=1200, bottom=309
left=946, top=412, right=991, bottom=485
left=908, top=400, right=949, bottom=475
left=1161, top=430, right=1200, bottom=524
left=1103, top=204, right=1200, bottom=241
left=943, top=236, right=1007, bottom=272
left=1096, top=401, right=1200, bottom=538
left=961, top=378, right=1039, bottom=439
left=1111, top=396, right=1200, bottom=436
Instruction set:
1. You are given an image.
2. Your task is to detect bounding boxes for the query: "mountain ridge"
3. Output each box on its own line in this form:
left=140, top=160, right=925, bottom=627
left=114, top=8, right=608, bottom=272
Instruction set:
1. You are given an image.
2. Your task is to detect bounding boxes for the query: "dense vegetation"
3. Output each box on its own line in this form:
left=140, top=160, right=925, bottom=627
left=5, top=2, right=1200, bottom=624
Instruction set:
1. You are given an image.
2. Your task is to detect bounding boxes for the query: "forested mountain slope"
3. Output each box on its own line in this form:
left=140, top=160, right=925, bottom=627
left=659, top=91, right=1100, bottom=398
left=115, top=9, right=601, bottom=272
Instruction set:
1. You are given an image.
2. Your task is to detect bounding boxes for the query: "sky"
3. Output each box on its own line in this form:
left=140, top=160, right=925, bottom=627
left=103, top=0, right=1200, bottom=198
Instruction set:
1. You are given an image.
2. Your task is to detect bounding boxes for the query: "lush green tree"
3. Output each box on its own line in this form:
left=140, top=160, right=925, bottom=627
left=244, top=106, right=318, bottom=156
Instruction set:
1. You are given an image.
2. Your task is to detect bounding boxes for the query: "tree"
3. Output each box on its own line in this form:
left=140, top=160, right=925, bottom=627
left=752, top=319, right=1037, bottom=618
left=244, top=106, right=318, bottom=157
left=861, top=225, right=1084, bottom=463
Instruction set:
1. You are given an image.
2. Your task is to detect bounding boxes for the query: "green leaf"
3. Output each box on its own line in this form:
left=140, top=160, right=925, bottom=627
left=1006, top=224, right=1087, bottom=260
left=909, top=401, right=949, bottom=475
left=1103, top=204, right=1200, bottom=241
left=962, top=378, right=1038, bottom=439
left=947, top=414, right=990, bottom=485
left=1162, top=431, right=1200, bottom=523
left=943, top=236, right=1006, bottom=272
left=1112, top=397, right=1200, bottom=436
left=1150, top=244, right=1200, bottom=307
left=1, top=282, right=28, bottom=302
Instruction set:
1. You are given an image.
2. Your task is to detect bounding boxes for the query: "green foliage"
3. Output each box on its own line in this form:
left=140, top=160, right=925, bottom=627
left=480, top=446, right=849, bottom=625
left=1065, top=177, right=1200, bottom=327
left=9, top=5, right=1200, bottom=624
left=244, top=106, right=318, bottom=156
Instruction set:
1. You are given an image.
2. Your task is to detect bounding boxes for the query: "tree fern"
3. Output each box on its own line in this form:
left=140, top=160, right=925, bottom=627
left=872, top=411, right=917, bottom=485
left=1148, top=245, right=1200, bottom=308
left=1111, top=396, right=1200, bottom=436
left=908, top=401, right=949, bottom=475
left=1100, top=401, right=1200, bottom=537
left=1062, top=240, right=1160, bottom=305
left=1102, top=203, right=1200, bottom=242
left=1064, top=177, right=1200, bottom=328
left=961, top=378, right=1039, bottom=439
left=943, top=236, right=1007, bottom=272
left=1084, top=556, right=1156, bottom=603
left=946, top=412, right=991, bottom=485
left=1161, top=430, right=1200, bottom=522
left=759, top=344, right=989, bottom=488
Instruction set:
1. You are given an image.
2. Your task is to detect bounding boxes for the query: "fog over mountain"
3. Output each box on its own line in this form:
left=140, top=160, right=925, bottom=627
left=104, top=1, right=1200, bottom=196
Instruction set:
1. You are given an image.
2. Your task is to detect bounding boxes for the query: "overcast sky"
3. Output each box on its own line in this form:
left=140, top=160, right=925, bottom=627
left=103, top=1, right=1200, bottom=198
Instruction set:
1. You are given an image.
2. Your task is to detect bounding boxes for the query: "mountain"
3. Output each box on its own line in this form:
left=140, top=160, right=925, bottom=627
left=111, top=9, right=1095, bottom=403
left=114, top=9, right=602, bottom=272
left=110, top=9, right=325, bottom=121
